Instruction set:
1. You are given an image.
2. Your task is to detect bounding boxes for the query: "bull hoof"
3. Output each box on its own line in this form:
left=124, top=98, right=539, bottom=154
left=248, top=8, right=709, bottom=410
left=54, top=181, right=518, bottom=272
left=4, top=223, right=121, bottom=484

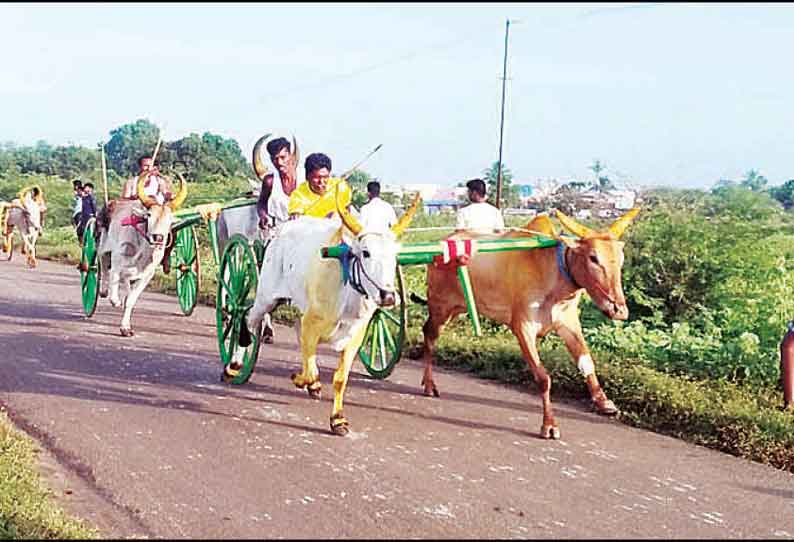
left=540, top=423, right=561, bottom=440
left=330, top=414, right=349, bottom=436
left=120, top=328, right=134, bottom=337
left=307, top=383, right=322, bottom=400
left=222, top=362, right=242, bottom=383
left=593, top=398, right=620, bottom=416
left=421, top=379, right=440, bottom=398
left=263, top=327, right=274, bottom=344
left=99, top=290, right=108, bottom=298
left=109, top=299, right=121, bottom=308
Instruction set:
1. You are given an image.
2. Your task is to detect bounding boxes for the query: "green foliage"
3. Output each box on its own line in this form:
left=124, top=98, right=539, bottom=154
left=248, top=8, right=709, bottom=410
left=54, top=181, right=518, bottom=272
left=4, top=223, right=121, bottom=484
left=346, top=169, right=371, bottom=208
left=769, top=179, right=794, bottom=210
left=1, top=119, right=252, bottom=185
left=481, top=161, right=520, bottom=208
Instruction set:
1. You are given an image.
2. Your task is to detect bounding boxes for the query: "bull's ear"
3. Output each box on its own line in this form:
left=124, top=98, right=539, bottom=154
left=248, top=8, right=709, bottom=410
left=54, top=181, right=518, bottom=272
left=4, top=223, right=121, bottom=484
left=608, top=207, right=640, bottom=239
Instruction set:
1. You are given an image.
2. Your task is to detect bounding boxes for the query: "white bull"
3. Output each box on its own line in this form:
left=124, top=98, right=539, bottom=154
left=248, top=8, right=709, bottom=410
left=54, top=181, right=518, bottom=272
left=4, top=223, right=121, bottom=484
left=237, top=186, right=420, bottom=435
left=1, top=186, right=47, bottom=268
left=97, top=173, right=188, bottom=336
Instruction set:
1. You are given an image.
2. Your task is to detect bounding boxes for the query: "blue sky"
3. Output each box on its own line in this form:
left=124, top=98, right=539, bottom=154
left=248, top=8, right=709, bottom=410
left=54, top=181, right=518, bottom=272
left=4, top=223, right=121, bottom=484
left=2, top=2, right=792, bottom=189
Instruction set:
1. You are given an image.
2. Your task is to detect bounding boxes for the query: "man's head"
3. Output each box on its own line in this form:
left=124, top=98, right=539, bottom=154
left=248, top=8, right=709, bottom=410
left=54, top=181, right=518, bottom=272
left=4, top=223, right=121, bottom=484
left=266, top=137, right=292, bottom=176
left=73, top=179, right=83, bottom=192
left=305, top=153, right=333, bottom=195
left=466, top=178, right=487, bottom=203
left=83, top=182, right=94, bottom=195
left=139, top=156, right=155, bottom=173
left=367, top=181, right=381, bottom=200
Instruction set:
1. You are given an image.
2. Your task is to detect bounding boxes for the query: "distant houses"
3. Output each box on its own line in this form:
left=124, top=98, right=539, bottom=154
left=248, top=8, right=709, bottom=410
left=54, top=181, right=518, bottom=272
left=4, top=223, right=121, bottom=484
left=380, top=178, right=638, bottom=217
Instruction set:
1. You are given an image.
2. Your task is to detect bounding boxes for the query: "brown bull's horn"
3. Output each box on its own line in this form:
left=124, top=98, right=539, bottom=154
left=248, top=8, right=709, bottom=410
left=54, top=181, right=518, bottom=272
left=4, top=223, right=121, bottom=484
left=252, top=133, right=272, bottom=181
left=137, top=173, right=156, bottom=208
left=554, top=209, right=595, bottom=239
left=336, top=182, right=363, bottom=236
left=167, top=172, right=189, bottom=210
left=391, top=192, right=421, bottom=238
left=608, top=207, right=640, bottom=239
left=291, top=135, right=299, bottom=169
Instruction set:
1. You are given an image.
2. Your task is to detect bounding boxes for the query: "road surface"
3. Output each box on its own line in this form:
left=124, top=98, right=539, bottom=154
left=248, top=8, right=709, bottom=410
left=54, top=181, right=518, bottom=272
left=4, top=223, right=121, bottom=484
left=1, top=257, right=793, bottom=538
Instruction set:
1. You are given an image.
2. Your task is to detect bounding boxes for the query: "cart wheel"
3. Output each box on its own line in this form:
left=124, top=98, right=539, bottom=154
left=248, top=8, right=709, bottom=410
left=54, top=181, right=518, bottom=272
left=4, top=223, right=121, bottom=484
left=80, top=218, right=100, bottom=317
left=173, top=226, right=200, bottom=316
left=216, top=234, right=261, bottom=385
left=357, top=265, right=407, bottom=379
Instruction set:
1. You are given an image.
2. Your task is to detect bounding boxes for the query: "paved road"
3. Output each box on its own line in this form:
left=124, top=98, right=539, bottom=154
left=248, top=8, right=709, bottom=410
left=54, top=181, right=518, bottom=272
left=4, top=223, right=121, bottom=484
left=1, top=257, right=793, bottom=539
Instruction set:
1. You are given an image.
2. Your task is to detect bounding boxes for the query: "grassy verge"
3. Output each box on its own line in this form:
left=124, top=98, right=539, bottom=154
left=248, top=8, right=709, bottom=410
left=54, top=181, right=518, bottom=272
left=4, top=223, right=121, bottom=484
left=29, top=224, right=794, bottom=476
left=0, top=409, right=96, bottom=539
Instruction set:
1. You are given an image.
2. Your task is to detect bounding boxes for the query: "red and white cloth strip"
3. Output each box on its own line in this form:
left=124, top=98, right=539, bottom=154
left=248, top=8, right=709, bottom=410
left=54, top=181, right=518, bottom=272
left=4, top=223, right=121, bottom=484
left=442, top=239, right=477, bottom=264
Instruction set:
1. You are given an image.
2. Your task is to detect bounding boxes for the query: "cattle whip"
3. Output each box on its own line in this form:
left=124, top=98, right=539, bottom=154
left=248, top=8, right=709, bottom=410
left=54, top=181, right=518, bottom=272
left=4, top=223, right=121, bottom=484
left=340, top=144, right=383, bottom=180
left=99, top=143, right=109, bottom=205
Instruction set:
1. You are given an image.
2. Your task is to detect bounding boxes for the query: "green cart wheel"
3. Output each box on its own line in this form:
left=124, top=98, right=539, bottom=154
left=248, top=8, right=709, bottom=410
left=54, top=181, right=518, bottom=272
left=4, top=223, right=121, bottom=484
left=216, top=234, right=262, bottom=385
left=80, top=218, right=100, bottom=317
left=172, top=226, right=200, bottom=316
left=357, top=265, right=407, bottom=379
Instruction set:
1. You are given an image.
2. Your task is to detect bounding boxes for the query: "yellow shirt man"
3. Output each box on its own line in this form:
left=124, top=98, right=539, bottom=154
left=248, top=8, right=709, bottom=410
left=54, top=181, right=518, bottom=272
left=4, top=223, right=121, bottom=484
left=287, top=176, right=352, bottom=219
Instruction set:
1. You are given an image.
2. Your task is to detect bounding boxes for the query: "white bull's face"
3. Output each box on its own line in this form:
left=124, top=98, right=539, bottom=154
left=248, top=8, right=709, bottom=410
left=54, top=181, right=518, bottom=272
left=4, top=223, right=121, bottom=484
left=145, top=205, right=176, bottom=249
left=352, top=231, right=400, bottom=307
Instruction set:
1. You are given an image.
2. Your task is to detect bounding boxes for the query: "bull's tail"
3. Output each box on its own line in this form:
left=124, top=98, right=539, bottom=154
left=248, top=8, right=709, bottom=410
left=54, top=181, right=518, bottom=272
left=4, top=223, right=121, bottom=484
left=409, top=292, right=428, bottom=306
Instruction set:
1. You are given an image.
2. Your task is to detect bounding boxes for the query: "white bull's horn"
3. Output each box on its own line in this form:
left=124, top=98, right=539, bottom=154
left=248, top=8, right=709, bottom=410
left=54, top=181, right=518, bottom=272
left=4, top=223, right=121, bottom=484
left=252, top=133, right=272, bottom=181
left=166, top=172, right=189, bottom=210
left=291, top=135, right=299, bottom=169
left=336, top=182, right=363, bottom=236
left=391, top=192, right=421, bottom=238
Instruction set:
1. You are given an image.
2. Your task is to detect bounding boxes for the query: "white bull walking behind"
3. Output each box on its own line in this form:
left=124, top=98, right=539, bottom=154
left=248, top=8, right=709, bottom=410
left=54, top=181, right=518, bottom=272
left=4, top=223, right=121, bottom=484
left=237, top=184, right=420, bottom=435
left=1, top=185, right=47, bottom=268
left=96, top=172, right=188, bottom=336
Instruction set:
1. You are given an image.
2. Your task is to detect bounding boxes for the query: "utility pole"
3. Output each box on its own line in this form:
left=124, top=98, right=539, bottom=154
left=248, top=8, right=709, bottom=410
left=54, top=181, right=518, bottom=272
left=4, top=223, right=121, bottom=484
left=496, top=18, right=511, bottom=209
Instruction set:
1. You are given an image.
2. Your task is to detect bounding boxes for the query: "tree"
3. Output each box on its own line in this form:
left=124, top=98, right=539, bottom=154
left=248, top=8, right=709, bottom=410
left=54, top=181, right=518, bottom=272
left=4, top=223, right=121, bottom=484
left=346, top=170, right=371, bottom=207
left=589, top=159, right=605, bottom=182
left=105, top=119, right=161, bottom=176
left=482, top=161, right=519, bottom=208
left=741, top=169, right=768, bottom=192
left=769, top=180, right=794, bottom=210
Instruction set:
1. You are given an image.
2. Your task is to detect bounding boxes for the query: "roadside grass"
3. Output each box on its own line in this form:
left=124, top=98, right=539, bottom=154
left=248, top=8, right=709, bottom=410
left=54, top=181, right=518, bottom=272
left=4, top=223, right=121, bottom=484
left=0, top=410, right=96, bottom=539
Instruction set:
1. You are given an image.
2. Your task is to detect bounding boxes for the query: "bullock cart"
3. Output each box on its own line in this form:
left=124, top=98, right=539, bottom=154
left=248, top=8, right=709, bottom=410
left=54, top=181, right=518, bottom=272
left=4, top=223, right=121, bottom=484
left=78, top=197, right=260, bottom=322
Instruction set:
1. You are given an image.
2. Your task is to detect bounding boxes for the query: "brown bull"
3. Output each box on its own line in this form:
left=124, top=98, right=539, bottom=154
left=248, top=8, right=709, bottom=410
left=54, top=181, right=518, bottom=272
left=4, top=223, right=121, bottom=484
left=419, top=208, right=640, bottom=439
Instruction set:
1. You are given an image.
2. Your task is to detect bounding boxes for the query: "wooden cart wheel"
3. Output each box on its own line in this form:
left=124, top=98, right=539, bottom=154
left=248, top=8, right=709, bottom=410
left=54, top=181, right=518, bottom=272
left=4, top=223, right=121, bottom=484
left=80, top=218, right=100, bottom=317
left=172, top=226, right=200, bottom=316
left=216, top=234, right=261, bottom=385
left=357, top=265, right=407, bottom=379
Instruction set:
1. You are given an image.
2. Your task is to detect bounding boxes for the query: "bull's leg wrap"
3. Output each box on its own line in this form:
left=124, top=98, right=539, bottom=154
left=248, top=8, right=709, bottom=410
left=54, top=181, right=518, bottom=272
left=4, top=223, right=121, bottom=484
left=577, top=354, right=595, bottom=378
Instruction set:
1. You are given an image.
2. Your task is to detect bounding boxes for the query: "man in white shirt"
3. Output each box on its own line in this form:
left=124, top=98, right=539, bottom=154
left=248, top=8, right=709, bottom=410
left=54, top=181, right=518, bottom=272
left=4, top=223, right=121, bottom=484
left=121, top=156, right=173, bottom=204
left=359, top=181, right=397, bottom=233
left=455, top=178, right=505, bottom=232
left=257, top=136, right=299, bottom=228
